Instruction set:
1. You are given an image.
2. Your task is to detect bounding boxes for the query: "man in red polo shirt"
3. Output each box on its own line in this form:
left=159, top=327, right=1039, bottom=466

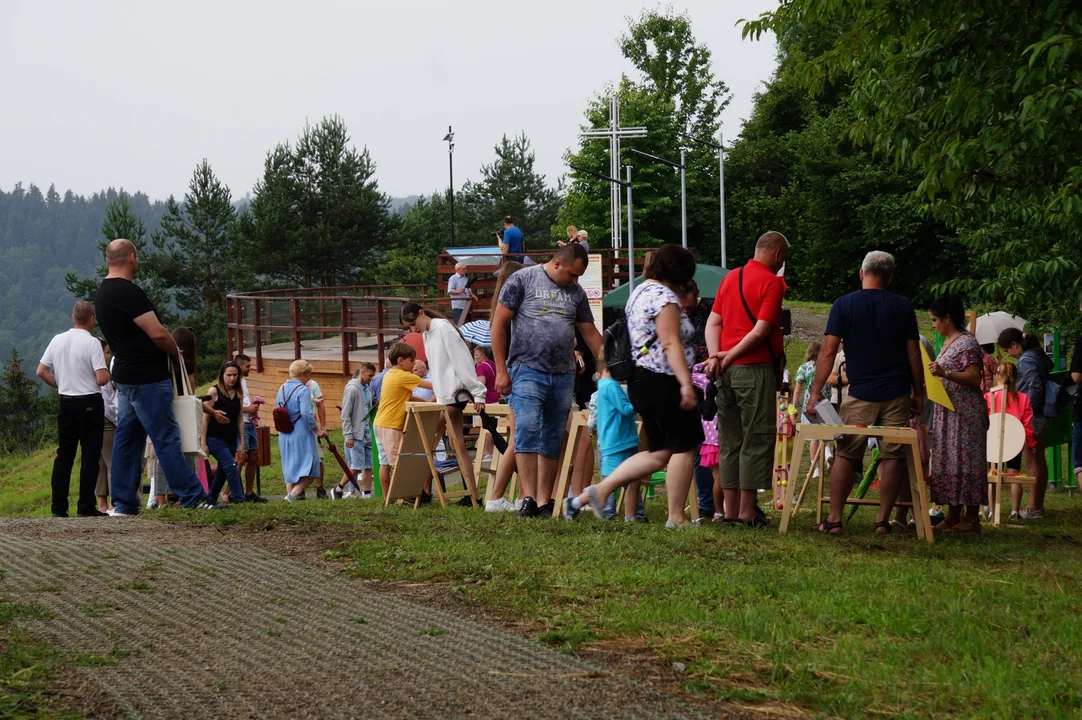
left=705, top=231, right=789, bottom=526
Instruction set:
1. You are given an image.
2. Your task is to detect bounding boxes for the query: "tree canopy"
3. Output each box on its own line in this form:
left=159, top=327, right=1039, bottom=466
left=744, top=0, right=1082, bottom=325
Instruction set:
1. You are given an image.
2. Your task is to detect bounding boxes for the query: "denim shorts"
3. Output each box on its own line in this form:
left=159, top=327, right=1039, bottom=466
left=508, top=365, right=575, bottom=458
left=244, top=422, right=259, bottom=452
left=346, top=437, right=372, bottom=470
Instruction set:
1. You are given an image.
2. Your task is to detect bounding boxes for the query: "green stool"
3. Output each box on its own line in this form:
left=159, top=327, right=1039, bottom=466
left=644, top=471, right=667, bottom=499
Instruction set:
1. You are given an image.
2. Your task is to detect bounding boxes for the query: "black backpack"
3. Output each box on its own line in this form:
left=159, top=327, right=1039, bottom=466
left=604, top=317, right=635, bottom=381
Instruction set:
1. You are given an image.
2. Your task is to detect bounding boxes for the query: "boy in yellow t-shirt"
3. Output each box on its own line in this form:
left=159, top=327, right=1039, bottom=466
left=374, top=343, right=432, bottom=494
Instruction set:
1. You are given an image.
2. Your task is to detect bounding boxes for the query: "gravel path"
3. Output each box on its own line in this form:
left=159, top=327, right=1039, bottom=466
left=0, top=518, right=715, bottom=719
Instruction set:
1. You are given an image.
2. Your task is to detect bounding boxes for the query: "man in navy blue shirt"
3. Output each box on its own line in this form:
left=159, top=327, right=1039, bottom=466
left=806, top=251, right=924, bottom=536
left=500, top=215, right=524, bottom=262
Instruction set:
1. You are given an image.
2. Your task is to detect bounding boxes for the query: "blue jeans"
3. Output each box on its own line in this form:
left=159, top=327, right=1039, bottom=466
left=112, top=380, right=208, bottom=513
left=603, top=484, right=647, bottom=520
left=244, top=422, right=259, bottom=452
left=206, top=436, right=245, bottom=503
left=508, top=365, right=575, bottom=458
left=694, top=450, right=716, bottom=515
left=452, top=308, right=464, bottom=325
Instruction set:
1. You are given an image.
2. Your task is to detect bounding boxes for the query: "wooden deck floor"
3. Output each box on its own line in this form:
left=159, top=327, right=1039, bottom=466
left=255, top=335, right=397, bottom=363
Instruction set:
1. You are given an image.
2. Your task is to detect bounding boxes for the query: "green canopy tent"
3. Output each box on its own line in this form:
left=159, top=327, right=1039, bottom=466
left=601, top=263, right=730, bottom=308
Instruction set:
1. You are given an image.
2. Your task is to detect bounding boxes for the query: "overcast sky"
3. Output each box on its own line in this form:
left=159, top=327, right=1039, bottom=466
left=1, top=0, right=778, bottom=202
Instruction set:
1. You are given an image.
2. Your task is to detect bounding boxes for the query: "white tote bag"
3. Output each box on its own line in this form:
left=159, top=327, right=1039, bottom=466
left=171, top=353, right=205, bottom=457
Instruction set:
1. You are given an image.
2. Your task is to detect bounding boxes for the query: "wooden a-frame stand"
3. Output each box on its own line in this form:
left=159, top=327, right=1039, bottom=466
left=552, top=412, right=699, bottom=521
left=385, top=403, right=480, bottom=508
left=779, top=423, right=935, bottom=543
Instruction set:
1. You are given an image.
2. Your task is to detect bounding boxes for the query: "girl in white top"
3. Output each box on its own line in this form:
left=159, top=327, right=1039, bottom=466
left=399, top=303, right=488, bottom=501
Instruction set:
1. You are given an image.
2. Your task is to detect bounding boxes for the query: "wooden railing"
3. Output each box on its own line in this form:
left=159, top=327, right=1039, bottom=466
left=435, top=248, right=649, bottom=318
left=227, top=249, right=651, bottom=376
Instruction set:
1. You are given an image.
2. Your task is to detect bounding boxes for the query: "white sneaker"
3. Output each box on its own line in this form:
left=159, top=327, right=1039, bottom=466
left=360, top=491, right=373, bottom=499
left=485, top=498, right=516, bottom=513
left=513, top=498, right=523, bottom=511
left=341, top=489, right=353, bottom=499
left=107, top=508, right=137, bottom=517
left=481, top=454, right=493, bottom=465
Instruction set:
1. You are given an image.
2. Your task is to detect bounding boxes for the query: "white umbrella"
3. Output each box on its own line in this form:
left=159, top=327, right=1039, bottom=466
left=460, top=320, right=491, bottom=347
left=974, top=312, right=1027, bottom=346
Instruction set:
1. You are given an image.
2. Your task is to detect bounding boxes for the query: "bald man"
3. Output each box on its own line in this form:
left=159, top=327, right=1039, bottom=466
left=95, top=239, right=216, bottom=514
left=705, top=231, right=789, bottom=526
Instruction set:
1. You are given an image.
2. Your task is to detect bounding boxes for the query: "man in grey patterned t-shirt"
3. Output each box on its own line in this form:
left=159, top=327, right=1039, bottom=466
left=492, top=243, right=602, bottom=518
left=447, top=262, right=470, bottom=325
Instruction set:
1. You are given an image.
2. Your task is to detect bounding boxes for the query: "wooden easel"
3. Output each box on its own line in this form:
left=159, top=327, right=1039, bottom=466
left=385, top=403, right=479, bottom=508
left=779, top=423, right=935, bottom=543
left=986, top=385, right=1036, bottom=527
left=552, top=410, right=588, bottom=519
left=461, top=404, right=515, bottom=502
left=790, top=440, right=826, bottom=517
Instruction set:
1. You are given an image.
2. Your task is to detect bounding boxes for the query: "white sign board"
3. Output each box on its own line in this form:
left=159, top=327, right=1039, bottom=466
left=584, top=254, right=604, bottom=333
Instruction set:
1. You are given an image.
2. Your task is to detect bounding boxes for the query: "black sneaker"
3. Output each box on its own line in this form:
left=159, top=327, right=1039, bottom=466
left=298, top=491, right=307, bottom=501
left=77, top=510, right=108, bottom=517
left=332, top=486, right=343, bottom=500
left=538, top=500, right=555, bottom=518
left=316, top=487, right=329, bottom=500
left=51, top=513, right=69, bottom=518
left=245, top=494, right=268, bottom=504
left=518, top=496, right=539, bottom=518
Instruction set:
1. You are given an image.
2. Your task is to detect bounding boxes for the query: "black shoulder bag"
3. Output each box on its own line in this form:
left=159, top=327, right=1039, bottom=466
left=737, top=266, right=786, bottom=391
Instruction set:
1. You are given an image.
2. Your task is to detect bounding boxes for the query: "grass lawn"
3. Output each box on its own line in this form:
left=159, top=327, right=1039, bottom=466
left=6, top=426, right=1082, bottom=717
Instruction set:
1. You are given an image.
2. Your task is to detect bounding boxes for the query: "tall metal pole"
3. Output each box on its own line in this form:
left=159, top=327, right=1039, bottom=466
left=448, top=125, right=455, bottom=246
left=719, top=131, right=727, bottom=268
left=626, top=165, right=635, bottom=290
left=680, top=147, right=687, bottom=249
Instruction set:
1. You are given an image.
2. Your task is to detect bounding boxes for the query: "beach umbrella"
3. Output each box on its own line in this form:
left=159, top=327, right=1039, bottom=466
left=460, top=320, right=491, bottom=347
left=602, top=264, right=730, bottom=308
left=974, top=312, right=1027, bottom=346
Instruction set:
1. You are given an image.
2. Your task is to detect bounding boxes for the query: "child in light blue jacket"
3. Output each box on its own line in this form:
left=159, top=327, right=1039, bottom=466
left=588, top=360, right=647, bottom=521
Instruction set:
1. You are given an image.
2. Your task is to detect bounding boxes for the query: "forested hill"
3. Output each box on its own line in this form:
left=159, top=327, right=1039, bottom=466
left=0, top=183, right=422, bottom=375
left=0, top=184, right=168, bottom=373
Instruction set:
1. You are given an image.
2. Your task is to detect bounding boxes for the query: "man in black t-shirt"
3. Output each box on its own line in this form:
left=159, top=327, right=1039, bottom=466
left=95, top=239, right=214, bottom=514
left=807, top=251, right=925, bottom=536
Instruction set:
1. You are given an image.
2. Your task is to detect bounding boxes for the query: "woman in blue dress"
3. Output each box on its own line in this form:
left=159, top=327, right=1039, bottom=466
left=277, top=360, right=326, bottom=501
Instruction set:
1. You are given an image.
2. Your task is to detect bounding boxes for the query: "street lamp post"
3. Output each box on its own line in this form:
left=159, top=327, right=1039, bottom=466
left=628, top=148, right=686, bottom=248
left=679, top=131, right=726, bottom=267
left=442, top=126, right=455, bottom=246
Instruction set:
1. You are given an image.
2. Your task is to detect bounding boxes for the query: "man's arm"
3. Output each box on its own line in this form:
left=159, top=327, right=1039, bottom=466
left=36, top=363, right=57, bottom=389
left=491, top=303, right=514, bottom=394
left=704, top=311, right=723, bottom=374
left=316, top=398, right=327, bottom=431
left=340, top=386, right=355, bottom=438
left=95, top=368, right=110, bottom=386
left=576, top=321, right=603, bottom=359
left=717, top=320, right=771, bottom=368
left=133, top=311, right=179, bottom=357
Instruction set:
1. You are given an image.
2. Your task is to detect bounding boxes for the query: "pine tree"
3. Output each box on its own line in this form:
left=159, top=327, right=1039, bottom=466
left=241, top=116, right=399, bottom=288
left=457, top=133, right=563, bottom=246
left=0, top=348, right=44, bottom=454
left=152, top=160, right=237, bottom=313
left=64, top=191, right=173, bottom=321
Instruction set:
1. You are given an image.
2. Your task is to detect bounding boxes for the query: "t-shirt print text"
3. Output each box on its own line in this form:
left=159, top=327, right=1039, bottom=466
left=533, top=289, right=578, bottom=317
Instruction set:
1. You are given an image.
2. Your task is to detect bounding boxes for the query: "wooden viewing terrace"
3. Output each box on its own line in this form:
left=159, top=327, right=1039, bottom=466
left=225, top=248, right=649, bottom=429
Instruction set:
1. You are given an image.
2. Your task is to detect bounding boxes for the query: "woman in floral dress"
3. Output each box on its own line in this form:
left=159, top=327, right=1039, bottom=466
left=927, top=294, right=988, bottom=534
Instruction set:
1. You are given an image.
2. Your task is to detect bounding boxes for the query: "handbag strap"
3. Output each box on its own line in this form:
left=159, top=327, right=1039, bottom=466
left=738, top=266, right=780, bottom=368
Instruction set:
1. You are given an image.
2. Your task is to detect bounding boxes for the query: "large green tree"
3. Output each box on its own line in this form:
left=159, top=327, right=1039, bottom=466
left=378, top=190, right=453, bottom=286
left=744, top=1, right=1082, bottom=326
left=724, top=16, right=963, bottom=304
left=562, top=9, right=730, bottom=259
left=457, top=133, right=563, bottom=247
left=240, top=116, right=398, bottom=288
